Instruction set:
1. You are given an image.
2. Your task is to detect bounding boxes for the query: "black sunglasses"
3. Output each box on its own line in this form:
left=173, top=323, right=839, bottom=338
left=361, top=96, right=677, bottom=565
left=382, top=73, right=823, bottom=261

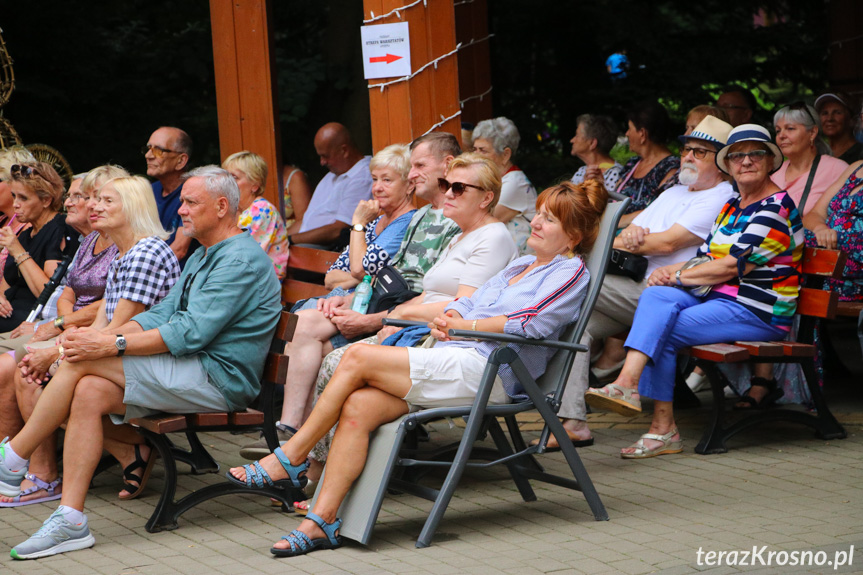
left=437, top=178, right=485, bottom=197
left=786, top=101, right=818, bottom=126
left=10, top=164, right=38, bottom=178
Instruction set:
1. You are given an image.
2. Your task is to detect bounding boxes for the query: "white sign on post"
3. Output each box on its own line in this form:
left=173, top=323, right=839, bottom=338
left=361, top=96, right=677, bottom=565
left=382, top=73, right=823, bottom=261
left=361, top=22, right=411, bottom=80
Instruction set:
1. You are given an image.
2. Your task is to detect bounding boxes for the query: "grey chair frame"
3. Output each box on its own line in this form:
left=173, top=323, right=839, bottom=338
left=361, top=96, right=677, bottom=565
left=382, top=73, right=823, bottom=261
left=314, top=195, right=630, bottom=548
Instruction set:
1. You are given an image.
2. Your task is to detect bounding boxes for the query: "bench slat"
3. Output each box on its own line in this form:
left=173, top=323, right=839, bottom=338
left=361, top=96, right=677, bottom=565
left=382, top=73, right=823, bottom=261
left=282, top=280, right=331, bottom=307
left=836, top=301, right=863, bottom=318
left=733, top=341, right=784, bottom=357
left=781, top=341, right=816, bottom=357
left=798, top=288, right=838, bottom=319
left=188, top=413, right=229, bottom=427
left=688, top=343, right=749, bottom=363
left=130, top=414, right=188, bottom=434
left=229, top=409, right=264, bottom=426
left=263, top=353, right=289, bottom=385
left=287, top=246, right=340, bottom=274
left=802, top=247, right=847, bottom=278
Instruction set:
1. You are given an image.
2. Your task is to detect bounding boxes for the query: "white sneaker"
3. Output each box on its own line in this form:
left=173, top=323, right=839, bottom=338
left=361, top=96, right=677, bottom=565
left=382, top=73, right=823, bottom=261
left=11, top=508, right=95, bottom=559
left=685, top=372, right=709, bottom=393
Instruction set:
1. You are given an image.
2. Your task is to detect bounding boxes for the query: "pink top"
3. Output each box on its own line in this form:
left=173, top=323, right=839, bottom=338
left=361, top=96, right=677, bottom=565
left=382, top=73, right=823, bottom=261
left=770, top=155, right=848, bottom=215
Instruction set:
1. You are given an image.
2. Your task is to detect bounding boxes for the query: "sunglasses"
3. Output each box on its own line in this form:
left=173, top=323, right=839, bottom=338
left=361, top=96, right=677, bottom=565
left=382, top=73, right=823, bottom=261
left=437, top=178, right=485, bottom=197
left=141, top=144, right=180, bottom=158
left=786, top=101, right=818, bottom=126
left=726, top=150, right=770, bottom=165
left=10, top=164, right=38, bottom=178
left=681, top=146, right=716, bottom=160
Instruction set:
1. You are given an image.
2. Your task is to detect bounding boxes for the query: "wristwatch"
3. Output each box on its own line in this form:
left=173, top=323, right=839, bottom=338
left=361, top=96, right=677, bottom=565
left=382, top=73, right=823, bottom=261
left=675, top=269, right=683, bottom=286
left=115, top=334, right=127, bottom=357
left=53, top=316, right=65, bottom=330
left=351, top=223, right=364, bottom=233
left=286, top=235, right=293, bottom=247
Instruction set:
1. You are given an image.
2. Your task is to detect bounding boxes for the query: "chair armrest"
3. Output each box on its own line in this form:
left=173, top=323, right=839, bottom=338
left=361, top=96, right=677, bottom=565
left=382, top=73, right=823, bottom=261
left=447, top=329, right=589, bottom=353
left=381, top=319, right=428, bottom=328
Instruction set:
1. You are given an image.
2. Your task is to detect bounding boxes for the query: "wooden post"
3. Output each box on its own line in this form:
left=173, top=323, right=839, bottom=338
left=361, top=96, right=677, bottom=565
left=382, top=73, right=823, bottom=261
left=209, top=0, right=282, bottom=207
left=362, top=0, right=462, bottom=153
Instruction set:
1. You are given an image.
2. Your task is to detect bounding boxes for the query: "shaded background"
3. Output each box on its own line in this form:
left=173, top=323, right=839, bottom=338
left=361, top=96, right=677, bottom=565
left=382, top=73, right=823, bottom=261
left=0, top=0, right=834, bottom=190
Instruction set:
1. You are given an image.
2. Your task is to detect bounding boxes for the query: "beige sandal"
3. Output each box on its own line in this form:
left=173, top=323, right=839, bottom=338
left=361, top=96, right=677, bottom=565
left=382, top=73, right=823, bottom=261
left=585, top=383, right=642, bottom=416
left=620, top=427, right=683, bottom=459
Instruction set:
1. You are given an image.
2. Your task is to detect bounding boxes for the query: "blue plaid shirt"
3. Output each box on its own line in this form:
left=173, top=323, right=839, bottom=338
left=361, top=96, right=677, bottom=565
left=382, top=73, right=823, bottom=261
left=441, top=254, right=590, bottom=399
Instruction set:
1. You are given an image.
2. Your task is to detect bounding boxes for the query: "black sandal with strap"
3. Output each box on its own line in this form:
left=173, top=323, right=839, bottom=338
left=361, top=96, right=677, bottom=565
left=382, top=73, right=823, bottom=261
left=734, top=377, right=784, bottom=410
left=119, top=443, right=157, bottom=500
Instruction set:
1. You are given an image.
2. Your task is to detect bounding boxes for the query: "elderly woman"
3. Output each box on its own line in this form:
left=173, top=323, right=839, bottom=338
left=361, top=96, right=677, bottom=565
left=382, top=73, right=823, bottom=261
left=617, top=101, right=679, bottom=228
left=771, top=102, right=848, bottom=215
left=2, top=175, right=180, bottom=506
left=816, top=92, right=863, bottom=164
left=273, top=154, right=516, bottom=445
left=0, top=163, right=78, bottom=332
left=473, top=117, right=537, bottom=255
left=586, top=124, right=803, bottom=458
left=222, top=151, right=289, bottom=279
left=229, top=179, right=607, bottom=557
left=323, top=144, right=416, bottom=290
left=570, top=114, right=624, bottom=192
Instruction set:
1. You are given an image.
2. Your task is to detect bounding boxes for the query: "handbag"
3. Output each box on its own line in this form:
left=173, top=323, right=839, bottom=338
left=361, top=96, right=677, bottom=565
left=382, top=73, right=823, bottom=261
left=680, top=255, right=714, bottom=297
left=607, top=248, right=648, bottom=282
left=367, top=266, right=419, bottom=314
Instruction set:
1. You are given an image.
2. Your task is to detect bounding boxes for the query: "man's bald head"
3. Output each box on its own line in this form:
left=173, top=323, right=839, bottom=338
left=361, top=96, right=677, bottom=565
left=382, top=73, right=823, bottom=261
left=314, top=122, right=363, bottom=175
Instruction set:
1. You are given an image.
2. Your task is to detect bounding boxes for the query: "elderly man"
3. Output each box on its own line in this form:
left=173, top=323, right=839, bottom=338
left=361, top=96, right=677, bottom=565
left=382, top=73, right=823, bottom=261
left=286, top=122, right=373, bottom=249
left=0, top=166, right=282, bottom=559
left=240, top=132, right=462, bottom=459
left=545, top=116, right=737, bottom=449
left=144, top=126, right=198, bottom=265
left=716, top=87, right=756, bottom=127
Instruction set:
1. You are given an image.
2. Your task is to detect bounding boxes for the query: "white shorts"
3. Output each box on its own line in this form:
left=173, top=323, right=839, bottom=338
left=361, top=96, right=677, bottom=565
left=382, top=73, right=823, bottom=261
left=404, top=346, right=511, bottom=411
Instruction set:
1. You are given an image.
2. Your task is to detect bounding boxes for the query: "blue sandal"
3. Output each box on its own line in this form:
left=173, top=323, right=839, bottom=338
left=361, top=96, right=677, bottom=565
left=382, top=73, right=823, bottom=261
left=225, top=446, right=308, bottom=489
left=271, top=511, right=342, bottom=557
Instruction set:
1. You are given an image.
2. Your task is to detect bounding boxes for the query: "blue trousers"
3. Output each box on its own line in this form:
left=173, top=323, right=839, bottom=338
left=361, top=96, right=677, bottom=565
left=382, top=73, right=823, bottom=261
left=624, top=287, right=786, bottom=402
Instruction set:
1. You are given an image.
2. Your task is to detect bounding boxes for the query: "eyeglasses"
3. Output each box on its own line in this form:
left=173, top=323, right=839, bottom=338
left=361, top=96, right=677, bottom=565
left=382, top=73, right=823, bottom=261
left=786, top=101, right=817, bottom=126
left=10, top=164, right=38, bottom=178
left=66, top=192, right=87, bottom=203
left=141, top=144, right=180, bottom=158
left=437, top=178, right=485, bottom=197
left=726, top=150, right=770, bottom=165
left=681, top=146, right=716, bottom=160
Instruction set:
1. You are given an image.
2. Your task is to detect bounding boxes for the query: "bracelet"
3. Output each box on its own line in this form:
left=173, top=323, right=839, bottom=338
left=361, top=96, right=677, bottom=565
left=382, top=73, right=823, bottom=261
left=471, top=319, right=478, bottom=331
left=14, top=252, right=31, bottom=265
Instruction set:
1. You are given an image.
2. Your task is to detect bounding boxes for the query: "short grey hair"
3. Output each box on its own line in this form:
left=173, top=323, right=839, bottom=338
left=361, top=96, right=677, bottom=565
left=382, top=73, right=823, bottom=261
left=576, top=114, right=619, bottom=154
left=473, top=116, right=522, bottom=157
left=774, top=103, right=832, bottom=156
left=183, top=165, right=240, bottom=215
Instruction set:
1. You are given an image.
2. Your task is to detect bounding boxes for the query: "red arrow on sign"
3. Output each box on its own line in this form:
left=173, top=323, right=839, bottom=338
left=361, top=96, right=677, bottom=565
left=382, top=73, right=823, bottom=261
left=370, top=54, right=403, bottom=64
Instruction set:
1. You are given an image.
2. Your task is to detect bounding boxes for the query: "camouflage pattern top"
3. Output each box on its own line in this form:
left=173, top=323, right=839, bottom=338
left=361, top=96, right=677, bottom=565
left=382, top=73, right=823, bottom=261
left=391, top=205, right=460, bottom=291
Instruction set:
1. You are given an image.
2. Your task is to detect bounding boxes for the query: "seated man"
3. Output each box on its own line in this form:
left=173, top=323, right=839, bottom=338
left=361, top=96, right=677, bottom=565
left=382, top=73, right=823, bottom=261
left=0, top=166, right=282, bottom=559
left=286, top=123, right=373, bottom=249
left=548, top=116, right=737, bottom=448
left=240, top=132, right=463, bottom=459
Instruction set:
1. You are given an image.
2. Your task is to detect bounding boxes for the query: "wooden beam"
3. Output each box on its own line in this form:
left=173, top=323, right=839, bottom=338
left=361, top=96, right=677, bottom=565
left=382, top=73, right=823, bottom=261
left=209, top=0, right=282, bottom=207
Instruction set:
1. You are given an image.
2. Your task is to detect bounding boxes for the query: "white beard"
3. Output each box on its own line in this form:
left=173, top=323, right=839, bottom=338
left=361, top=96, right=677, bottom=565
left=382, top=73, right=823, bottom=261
left=679, top=163, right=699, bottom=186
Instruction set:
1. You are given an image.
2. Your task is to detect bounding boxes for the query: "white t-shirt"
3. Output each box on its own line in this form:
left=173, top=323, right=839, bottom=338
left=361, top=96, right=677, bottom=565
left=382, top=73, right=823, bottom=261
left=500, top=169, right=537, bottom=255
left=632, top=181, right=736, bottom=274
left=299, top=156, right=373, bottom=233
left=422, top=222, right=518, bottom=303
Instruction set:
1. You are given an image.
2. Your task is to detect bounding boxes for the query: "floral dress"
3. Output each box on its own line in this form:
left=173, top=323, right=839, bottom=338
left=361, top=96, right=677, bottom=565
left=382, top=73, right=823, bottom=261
left=238, top=197, right=289, bottom=280
left=618, top=155, right=680, bottom=213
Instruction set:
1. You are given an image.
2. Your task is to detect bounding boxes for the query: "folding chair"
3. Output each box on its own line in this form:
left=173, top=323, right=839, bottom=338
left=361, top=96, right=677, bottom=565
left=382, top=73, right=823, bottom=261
left=311, top=196, right=630, bottom=548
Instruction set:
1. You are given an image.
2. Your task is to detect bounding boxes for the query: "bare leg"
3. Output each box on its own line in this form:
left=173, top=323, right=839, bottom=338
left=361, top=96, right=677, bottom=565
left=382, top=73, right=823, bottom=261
left=229, top=344, right=412, bottom=482
left=609, top=349, right=650, bottom=392
left=272, top=387, right=409, bottom=549
left=541, top=418, right=593, bottom=449
left=60, top=375, right=126, bottom=511
left=0, top=353, right=24, bottom=440
left=593, top=336, right=627, bottom=369
left=620, top=400, right=680, bottom=455
left=280, top=310, right=339, bottom=429
left=737, top=363, right=774, bottom=405
left=102, top=423, right=149, bottom=498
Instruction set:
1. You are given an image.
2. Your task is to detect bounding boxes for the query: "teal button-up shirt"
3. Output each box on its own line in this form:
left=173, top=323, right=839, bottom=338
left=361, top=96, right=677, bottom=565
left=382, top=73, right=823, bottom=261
left=132, top=232, right=282, bottom=411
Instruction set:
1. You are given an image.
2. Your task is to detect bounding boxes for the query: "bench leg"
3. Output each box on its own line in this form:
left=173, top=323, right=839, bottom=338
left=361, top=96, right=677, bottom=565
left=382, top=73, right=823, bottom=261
left=695, top=363, right=731, bottom=454
left=800, top=357, right=847, bottom=440
left=168, top=431, right=220, bottom=475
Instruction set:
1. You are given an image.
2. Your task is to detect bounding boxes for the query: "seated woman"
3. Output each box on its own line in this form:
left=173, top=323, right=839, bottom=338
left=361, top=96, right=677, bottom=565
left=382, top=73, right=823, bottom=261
left=0, top=162, right=78, bottom=332
left=275, top=154, right=516, bottom=444
left=472, top=117, right=537, bottom=255
left=321, top=144, right=415, bottom=291
left=0, top=166, right=126, bottom=482
left=815, top=91, right=863, bottom=164
left=222, top=151, right=289, bottom=280
left=281, top=162, right=312, bottom=231
left=0, top=147, right=38, bottom=272
left=585, top=124, right=803, bottom=458
left=228, top=179, right=607, bottom=557
left=616, top=101, right=679, bottom=228
left=4, top=176, right=180, bottom=504
left=570, top=114, right=624, bottom=191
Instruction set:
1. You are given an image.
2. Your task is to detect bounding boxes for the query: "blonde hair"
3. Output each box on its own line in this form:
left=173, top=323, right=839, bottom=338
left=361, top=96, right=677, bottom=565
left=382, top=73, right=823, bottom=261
left=222, top=151, right=268, bottom=197
left=10, top=161, right=66, bottom=211
left=445, top=152, right=502, bottom=211
left=0, top=146, right=36, bottom=181
left=80, top=164, right=130, bottom=196
left=103, top=176, right=171, bottom=240
left=369, top=143, right=411, bottom=181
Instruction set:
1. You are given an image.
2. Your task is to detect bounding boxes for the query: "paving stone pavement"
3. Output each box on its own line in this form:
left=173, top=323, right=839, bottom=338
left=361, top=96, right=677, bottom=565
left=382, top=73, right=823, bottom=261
left=0, top=379, right=861, bottom=575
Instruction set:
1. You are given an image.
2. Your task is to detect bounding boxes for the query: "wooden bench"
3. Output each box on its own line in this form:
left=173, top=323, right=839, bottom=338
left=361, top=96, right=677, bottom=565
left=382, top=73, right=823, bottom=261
left=128, top=311, right=303, bottom=533
left=282, top=246, right=340, bottom=307
left=686, top=247, right=849, bottom=454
